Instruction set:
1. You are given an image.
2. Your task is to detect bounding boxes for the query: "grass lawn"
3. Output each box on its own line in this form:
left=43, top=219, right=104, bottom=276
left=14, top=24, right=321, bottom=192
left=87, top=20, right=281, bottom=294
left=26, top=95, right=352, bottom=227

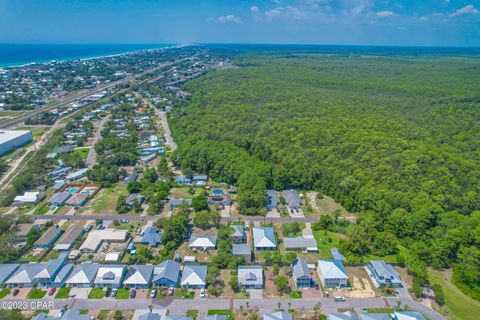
left=313, top=230, right=344, bottom=259
left=207, top=310, right=234, bottom=319
left=365, top=308, right=397, bottom=313
left=28, top=288, right=47, bottom=299
left=116, top=288, right=130, bottom=299
left=364, top=245, right=410, bottom=264
left=429, top=269, right=480, bottom=320
left=187, top=310, right=199, bottom=320
left=34, top=205, right=49, bottom=215
left=290, top=291, right=302, bottom=299
left=47, top=250, right=61, bottom=259
left=170, top=186, right=202, bottom=199
left=83, top=184, right=128, bottom=215
left=88, top=288, right=105, bottom=299
left=55, top=287, right=70, bottom=299
left=174, top=288, right=194, bottom=299
left=0, top=288, right=10, bottom=298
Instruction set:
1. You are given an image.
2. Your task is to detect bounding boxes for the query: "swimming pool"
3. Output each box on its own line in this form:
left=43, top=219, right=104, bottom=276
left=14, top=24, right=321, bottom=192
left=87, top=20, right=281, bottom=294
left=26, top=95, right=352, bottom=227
left=66, top=187, right=78, bottom=193
left=213, top=189, right=224, bottom=195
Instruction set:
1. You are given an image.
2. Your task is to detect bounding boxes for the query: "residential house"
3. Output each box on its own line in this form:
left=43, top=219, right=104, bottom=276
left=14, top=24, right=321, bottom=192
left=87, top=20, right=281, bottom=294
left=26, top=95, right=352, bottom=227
left=238, top=265, right=263, bottom=289
left=137, top=227, right=163, bottom=247
left=327, top=312, right=358, bottom=320
left=283, top=236, right=318, bottom=252
left=79, top=229, right=128, bottom=253
left=124, top=172, right=139, bottom=184
left=192, top=174, right=208, bottom=183
left=168, top=198, right=192, bottom=209
left=12, top=223, right=35, bottom=242
left=263, top=312, right=293, bottom=320
left=317, top=260, right=349, bottom=289
left=207, top=194, right=231, bottom=206
left=393, top=312, right=426, bottom=320
left=13, top=191, right=41, bottom=204
left=174, top=175, right=191, bottom=185
left=0, top=264, right=19, bottom=285
left=53, top=224, right=84, bottom=251
left=5, top=256, right=66, bottom=288
left=123, top=265, right=154, bottom=289
left=189, top=236, right=216, bottom=251
left=65, top=264, right=100, bottom=288
left=232, top=244, right=252, bottom=263
left=292, top=258, right=313, bottom=288
left=181, top=265, right=207, bottom=289
left=359, top=314, right=390, bottom=320
left=367, top=260, right=403, bottom=288
left=52, top=264, right=74, bottom=287
left=94, top=264, right=127, bottom=288
left=152, top=259, right=181, bottom=287
left=230, top=225, right=245, bottom=244
left=282, top=189, right=301, bottom=213
left=66, top=168, right=88, bottom=182
left=34, top=225, right=63, bottom=248
left=47, top=192, right=71, bottom=206
left=125, top=193, right=145, bottom=207
left=266, top=190, right=278, bottom=210
left=65, top=193, right=89, bottom=207
left=331, top=248, right=346, bottom=261
left=253, top=227, right=277, bottom=250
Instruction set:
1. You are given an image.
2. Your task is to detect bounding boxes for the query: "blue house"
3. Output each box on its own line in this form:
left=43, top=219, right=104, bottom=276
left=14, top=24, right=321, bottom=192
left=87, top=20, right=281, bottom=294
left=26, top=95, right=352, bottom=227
left=367, top=260, right=403, bottom=288
left=137, top=227, right=163, bottom=247
left=266, top=190, right=278, bottom=210
left=175, top=175, right=192, bottom=185
left=292, top=258, right=313, bottom=288
left=34, top=226, right=63, bottom=248
left=152, top=259, right=180, bottom=287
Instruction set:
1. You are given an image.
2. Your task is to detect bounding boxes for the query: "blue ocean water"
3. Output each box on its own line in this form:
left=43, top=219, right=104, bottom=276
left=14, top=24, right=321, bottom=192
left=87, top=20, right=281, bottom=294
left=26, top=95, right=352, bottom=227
left=0, top=43, right=176, bottom=67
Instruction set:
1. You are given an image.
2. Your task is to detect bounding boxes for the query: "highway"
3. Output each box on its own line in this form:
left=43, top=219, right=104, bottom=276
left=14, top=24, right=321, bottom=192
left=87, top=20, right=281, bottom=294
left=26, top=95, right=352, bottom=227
left=0, top=59, right=182, bottom=129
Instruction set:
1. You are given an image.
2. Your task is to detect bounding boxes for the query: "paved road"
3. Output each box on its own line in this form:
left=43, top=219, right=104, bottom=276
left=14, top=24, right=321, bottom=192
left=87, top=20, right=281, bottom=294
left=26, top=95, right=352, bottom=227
left=0, top=297, right=445, bottom=319
left=28, top=213, right=321, bottom=224
left=157, top=110, right=177, bottom=151
left=85, top=114, right=111, bottom=168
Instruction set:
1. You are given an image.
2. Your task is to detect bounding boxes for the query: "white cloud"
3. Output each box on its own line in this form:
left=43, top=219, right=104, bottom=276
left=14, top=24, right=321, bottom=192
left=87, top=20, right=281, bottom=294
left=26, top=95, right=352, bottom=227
left=419, top=16, right=429, bottom=22
left=250, top=6, right=259, bottom=14
left=450, top=5, right=479, bottom=17
left=265, top=6, right=306, bottom=21
left=375, top=10, right=395, bottom=17
left=216, top=14, right=242, bottom=24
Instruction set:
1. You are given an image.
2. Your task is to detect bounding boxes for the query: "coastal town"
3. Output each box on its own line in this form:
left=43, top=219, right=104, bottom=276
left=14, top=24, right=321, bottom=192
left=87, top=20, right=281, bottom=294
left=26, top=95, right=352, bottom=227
left=0, top=45, right=459, bottom=320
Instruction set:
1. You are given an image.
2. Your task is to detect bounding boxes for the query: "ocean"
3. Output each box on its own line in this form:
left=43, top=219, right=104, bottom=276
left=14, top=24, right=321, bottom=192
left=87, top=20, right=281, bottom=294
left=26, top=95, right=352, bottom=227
left=0, top=43, right=176, bottom=67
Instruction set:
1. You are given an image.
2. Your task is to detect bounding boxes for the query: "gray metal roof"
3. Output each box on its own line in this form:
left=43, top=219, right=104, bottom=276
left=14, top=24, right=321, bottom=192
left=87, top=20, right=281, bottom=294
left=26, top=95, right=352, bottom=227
left=292, top=258, right=311, bottom=280
left=230, top=225, right=245, bottom=238
left=54, top=264, right=74, bottom=284
left=181, top=265, right=207, bottom=286
left=65, top=263, right=100, bottom=285
left=369, top=260, right=401, bottom=280
left=331, top=248, right=346, bottom=261
left=359, top=314, right=390, bottom=320
left=252, top=227, right=277, bottom=248
left=168, top=198, right=192, bottom=207
left=263, top=311, right=293, bottom=320
left=35, top=226, right=63, bottom=246
left=283, top=237, right=317, bottom=250
left=124, top=265, right=154, bottom=285
left=232, top=243, right=251, bottom=255
left=153, top=259, right=180, bottom=283
left=56, top=225, right=84, bottom=246
left=139, top=227, right=163, bottom=246
left=266, top=190, right=278, bottom=208
left=189, top=236, right=217, bottom=248
left=0, top=264, right=19, bottom=283
left=238, top=265, right=263, bottom=286
left=139, top=313, right=161, bottom=320
left=48, top=192, right=71, bottom=204
left=327, top=312, right=358, bottom=320
left=282, top=189, right=300, bottom=209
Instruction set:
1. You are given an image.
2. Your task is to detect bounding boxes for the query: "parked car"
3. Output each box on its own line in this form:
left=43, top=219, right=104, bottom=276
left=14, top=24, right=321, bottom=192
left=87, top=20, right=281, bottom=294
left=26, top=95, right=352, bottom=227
left=48, top=288, right=57, bottom=296
left=105, top=288, right=112, bottom=297
left=12, top=289, right=19, bottom=296
left=130, top=289, right=136, bottom=298
left=200, top=288, right=205, bottom=298
left=334, top=295, right=346, bottom=302
left=150, top=288, right=157, bottom=298
left=168, top=287, right=174, bottom=296
left=111, top=289, right=118, bottom=297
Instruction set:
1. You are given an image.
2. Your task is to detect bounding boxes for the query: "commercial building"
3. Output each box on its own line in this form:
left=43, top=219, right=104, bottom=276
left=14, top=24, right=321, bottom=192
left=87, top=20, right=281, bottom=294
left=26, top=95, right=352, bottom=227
left=79, top=229, right=128, bottom=253
left=0, top=130, right=32, bottom=156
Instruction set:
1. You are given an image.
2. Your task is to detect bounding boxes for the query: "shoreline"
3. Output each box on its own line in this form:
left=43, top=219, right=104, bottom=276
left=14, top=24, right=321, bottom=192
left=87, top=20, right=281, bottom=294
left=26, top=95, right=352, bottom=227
left=0, top=43, right=183, bottom=68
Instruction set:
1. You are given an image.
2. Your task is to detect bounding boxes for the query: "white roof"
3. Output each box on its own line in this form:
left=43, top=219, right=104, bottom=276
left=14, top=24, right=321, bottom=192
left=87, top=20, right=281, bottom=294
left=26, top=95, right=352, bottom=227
left=65, top=264, right=99, bottom=285
left=14, top=192, right=39, bottom=203
left=105, top=253, right=121, bottom=262
left=123, top=265, right=154, bottom=286
left=318, top=260, right=348, bottom=280
left=189, top=236, right=216, bottom=249
left=79, top=229, right=128, bottom=252
left=94, top=265, right=126, bottom=285
left=0, top=130, right=31, bottom=145
left=180, top=265, right=206, bottom=286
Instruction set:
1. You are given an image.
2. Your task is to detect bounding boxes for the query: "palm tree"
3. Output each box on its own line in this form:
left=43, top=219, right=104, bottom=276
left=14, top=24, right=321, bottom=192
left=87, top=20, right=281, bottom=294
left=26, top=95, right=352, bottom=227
left=246, top=301, right=250, bottom=310
left=277, top=302, right=281, bottom=310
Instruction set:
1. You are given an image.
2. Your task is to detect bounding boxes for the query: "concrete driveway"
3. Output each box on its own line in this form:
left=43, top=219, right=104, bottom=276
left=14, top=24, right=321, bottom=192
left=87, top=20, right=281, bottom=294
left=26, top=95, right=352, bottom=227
left=69, top=288, right=91, bottom=299
left=247, top=289, right=263, bottom=299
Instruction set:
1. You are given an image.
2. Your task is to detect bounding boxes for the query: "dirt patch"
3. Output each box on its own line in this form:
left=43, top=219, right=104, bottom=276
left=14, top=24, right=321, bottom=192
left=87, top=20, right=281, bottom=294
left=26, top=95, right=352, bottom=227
left=263, top=267, right=296, bottom=298
left=396, top=266, right=414, bottom=289
left=326, top=267, right=379, bottom=298
left=175, top=241, right=216, bottom=264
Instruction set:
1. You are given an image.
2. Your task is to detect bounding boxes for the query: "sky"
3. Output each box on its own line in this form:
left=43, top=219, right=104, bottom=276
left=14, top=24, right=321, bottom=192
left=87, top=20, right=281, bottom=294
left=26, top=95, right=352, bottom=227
left=0, top=0, right=479, bottom=46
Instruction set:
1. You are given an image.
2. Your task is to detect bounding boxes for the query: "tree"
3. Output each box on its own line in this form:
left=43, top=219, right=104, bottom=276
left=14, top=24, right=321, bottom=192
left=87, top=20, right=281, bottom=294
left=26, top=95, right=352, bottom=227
left=127, top=181, right=142, bottom=194
left=27, top=227, right=42, bottom=246
left=193, top=210, right=220, bottom=229
left=274, top=276, right=290, bottom=294
left=116, top=195, right=129, bottom=213
left=192, top=193, right=209, bottom=212
left=432, top=283, right=445, bottom=305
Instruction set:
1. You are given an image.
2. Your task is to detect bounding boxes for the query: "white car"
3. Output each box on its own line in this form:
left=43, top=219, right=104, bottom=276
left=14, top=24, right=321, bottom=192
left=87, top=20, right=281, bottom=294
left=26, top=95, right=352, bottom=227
left=200, top=288, right=205, bottom=298
left=334, top=295, right=346, bottom=302
left=150, top=288, right=157, bottom=298
left=168, top=287, right=174, bottom=296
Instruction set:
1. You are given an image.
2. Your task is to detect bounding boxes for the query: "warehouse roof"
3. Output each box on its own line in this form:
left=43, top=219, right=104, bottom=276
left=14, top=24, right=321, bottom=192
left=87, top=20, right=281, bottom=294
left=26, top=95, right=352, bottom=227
left=0, top=130, right=31, bottom=144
